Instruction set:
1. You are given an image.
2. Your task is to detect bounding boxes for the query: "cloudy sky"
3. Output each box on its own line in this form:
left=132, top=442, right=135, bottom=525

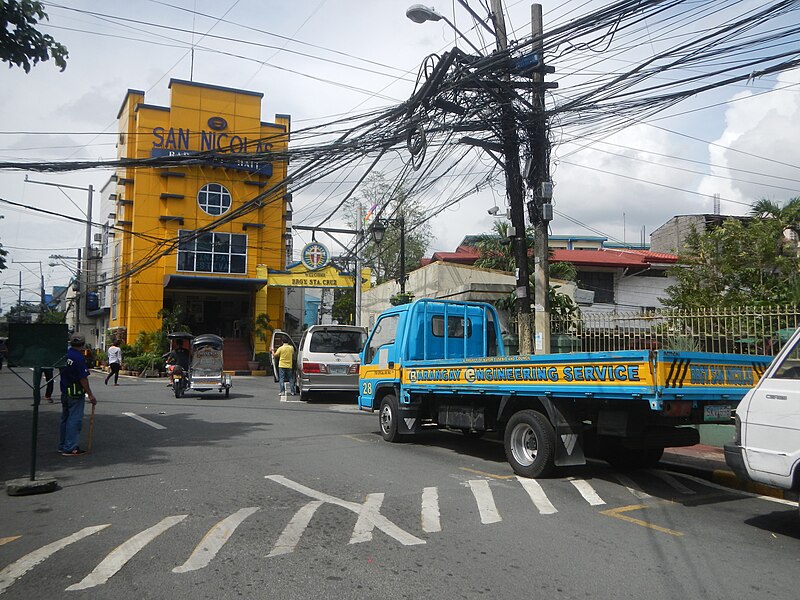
left=1, top=0, right=799, bottom=310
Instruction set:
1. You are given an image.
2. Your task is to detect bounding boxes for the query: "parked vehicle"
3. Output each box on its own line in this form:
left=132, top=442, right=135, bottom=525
left=725, top=327, right=800, bottom=511
left=295, top=324, right=367, bottom=401
left=167, top=332, right=232, bottom=398
left=359, top=298, right=773, bottom=478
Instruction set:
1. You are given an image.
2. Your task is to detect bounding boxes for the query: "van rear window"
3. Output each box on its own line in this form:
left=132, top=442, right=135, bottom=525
left=310, top=330, right=366, bottom=353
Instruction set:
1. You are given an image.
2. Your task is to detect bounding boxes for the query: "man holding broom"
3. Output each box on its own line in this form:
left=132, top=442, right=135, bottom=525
left=59, top=332, right=97, bottom=456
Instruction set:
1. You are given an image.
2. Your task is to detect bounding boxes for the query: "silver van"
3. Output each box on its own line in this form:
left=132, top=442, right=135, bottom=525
left=296, top=325, right=368, bottom=400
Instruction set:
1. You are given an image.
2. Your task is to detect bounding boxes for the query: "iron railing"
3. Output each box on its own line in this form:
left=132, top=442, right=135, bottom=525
left=536, top=305, right=799, bottom=356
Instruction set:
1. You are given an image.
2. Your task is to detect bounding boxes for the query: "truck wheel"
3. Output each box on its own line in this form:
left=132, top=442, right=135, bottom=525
left=504, top=410, right=555, bottom=478
left=225, top=387, right=230, bottom=398
left=379, top=394, right=401, bottom=443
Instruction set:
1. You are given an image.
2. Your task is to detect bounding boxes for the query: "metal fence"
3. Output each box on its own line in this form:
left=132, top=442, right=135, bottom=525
left=544, top=305, right=800, bottom=356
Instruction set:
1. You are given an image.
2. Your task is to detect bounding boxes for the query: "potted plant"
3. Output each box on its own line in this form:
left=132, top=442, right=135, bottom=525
left=248, top=313, right=274, bottom=372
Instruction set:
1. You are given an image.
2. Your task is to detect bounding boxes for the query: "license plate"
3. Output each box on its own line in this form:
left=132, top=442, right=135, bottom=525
left=704, top=405, right=732, bottom=421
left=328, top=364, right=348, bottom=374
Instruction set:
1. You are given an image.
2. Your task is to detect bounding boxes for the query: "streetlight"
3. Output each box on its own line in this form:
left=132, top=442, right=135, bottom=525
left=371, top=217, right=406, bottom=295
left=406, top=4, right=484, bottom=55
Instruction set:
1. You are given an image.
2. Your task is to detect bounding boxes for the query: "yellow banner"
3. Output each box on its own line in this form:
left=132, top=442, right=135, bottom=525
left=267, top=265, right=371, bottom=290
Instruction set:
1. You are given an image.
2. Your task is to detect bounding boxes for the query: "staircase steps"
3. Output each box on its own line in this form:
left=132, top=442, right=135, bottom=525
left=223, top=337, right=252, bottom=372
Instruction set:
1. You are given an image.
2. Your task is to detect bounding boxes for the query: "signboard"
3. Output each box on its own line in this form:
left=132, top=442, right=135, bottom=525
left=7, top=323, right=69, bottom=367
left=267, top=264, right=371, bottom=290
left=300, top=242, right=331, bottom=271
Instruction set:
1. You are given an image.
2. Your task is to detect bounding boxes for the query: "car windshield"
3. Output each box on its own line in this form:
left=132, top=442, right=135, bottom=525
left=309, top=330, right=366, bottom=354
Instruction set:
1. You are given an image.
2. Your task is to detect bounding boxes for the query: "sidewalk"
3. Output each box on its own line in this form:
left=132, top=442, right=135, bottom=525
left=662, top=444, right=797, bottom=501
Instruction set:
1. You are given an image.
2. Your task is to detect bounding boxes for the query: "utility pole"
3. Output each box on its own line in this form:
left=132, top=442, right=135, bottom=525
left=354, top=206, right=363, bottom=326
left=25, top=177, right=94, bottom=333
left=529, top=4, right=553, bottom=354
left=490, top=0, right=533, bottom=355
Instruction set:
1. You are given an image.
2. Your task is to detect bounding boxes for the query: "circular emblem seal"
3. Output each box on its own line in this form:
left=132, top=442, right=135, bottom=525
left=207, top=116, right=228, bottom=131
left=300, top=242, right=330, bottom=271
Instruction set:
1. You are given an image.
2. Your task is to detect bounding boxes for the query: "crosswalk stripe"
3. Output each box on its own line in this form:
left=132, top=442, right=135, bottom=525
left=421, top=487, right=441, bottom=533
left=468, top=480, right=501, bottom=524
left=613, top=473, right=652, bottom=499
left=568, top=478, right=606, bottom=506
left=122, top=412, right=166, bottom=430
left=265, top=475, right=425, bottom=546
left=517, top=477, right=558, bottom=514
left=649, top=470, right=696, bottom=495
left=0, top=525, right=109, bottom=595
left=173, top=507, right=260, bottom=573
left=66, top=515, right=186, bottom=591
left=350, top=494, right=384, bottom=544
left=268, top=501, right=323, bottom=557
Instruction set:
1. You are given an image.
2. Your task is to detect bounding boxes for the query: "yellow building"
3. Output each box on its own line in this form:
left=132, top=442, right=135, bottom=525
left=109, top=79, right=290, bottom=362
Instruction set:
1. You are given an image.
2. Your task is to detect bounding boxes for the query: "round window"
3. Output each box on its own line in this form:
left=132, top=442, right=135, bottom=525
left=197, top=183, right=232, bottom=216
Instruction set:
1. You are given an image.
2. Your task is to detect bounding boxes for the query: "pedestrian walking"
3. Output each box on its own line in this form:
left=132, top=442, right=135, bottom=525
left=42, top=367, right=55, bottom=402
left=272, top=335, right=296, bottom=396
left=59, top=332, right=97, bottom=456
left=105, top=339, right=122, bottom=386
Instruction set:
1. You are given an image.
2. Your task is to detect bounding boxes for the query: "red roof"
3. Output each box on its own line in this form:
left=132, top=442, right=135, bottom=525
left=423, top=245, right=677, bottom=269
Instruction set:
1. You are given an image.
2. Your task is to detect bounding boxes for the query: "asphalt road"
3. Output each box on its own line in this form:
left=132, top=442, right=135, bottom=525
left=1, top=368, right=799, bottom=600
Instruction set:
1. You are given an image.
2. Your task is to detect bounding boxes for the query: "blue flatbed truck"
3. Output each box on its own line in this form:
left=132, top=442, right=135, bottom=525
left=358, top=298, right=773, bottom=477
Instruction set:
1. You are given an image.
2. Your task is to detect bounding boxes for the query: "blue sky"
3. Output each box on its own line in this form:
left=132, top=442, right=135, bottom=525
left=1, top=0, right=798, bottom=309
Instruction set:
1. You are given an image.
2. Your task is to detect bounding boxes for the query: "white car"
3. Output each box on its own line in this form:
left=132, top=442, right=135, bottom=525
left=725, top=327, right=800, bottom=512
left=295, top=325, right=367, bottom=401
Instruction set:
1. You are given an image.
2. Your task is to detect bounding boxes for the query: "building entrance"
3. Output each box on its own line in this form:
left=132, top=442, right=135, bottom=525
left=164, top=292, right=251, bottom=338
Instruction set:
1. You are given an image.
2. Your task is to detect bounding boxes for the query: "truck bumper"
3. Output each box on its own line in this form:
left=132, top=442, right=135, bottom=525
left=723, top=442, right=748, bottom=480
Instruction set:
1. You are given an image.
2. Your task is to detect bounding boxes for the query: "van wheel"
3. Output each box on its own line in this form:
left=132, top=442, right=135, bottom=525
left=504, top=410, right=555, bottom=478
left=379, top=394, right=401, bottom=442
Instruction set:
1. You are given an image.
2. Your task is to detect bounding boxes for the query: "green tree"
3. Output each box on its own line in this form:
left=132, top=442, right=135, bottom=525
left=662, top=204, right=800, bottom=308
left=472, top=221, right=578, bottom=317
left=40, top=308, right=65, bottom=323
left=1, top=1, right=68, bottom=72
left=332, top=289, right=354, bottom=324
left=345, top=172, right=433, bottom=286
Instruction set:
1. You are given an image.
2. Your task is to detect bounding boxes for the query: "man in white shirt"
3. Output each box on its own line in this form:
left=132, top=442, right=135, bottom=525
left=105, top=340, right=123, bottom=386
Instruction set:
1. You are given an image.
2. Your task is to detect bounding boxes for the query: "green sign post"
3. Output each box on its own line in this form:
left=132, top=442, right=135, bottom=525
left=5, top=323, right=69, bottom=496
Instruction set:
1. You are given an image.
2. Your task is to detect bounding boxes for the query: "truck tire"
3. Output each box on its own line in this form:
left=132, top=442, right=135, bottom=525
left=379, top=394, right=401, bottom=443
left=504, top=410, right=555, bottom=478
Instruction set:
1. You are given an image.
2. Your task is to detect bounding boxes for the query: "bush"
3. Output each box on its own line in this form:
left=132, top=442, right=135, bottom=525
left=124, top=352, right=164, bottom=373
left=255, top=352, right=273, bottom=373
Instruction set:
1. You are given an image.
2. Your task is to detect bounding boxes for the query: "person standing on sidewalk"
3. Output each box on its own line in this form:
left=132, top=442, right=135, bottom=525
left=105, top=339, right=122, bottom=386
left=59, top=332, right=97, bottom=456
left=272, top=336, right=296, bottom=396
left=42, top=367, right=55, bottom=402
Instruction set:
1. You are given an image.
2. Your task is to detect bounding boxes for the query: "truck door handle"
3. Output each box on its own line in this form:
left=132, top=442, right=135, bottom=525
left=766, top=394, right=787, bottom=400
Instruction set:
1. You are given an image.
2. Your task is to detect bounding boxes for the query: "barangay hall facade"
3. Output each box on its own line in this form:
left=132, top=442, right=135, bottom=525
left=99, top=79, right=291, bottom=356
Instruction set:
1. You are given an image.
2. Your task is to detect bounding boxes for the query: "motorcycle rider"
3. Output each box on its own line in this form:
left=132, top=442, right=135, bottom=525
left=163, top=338, right=191, bottom=387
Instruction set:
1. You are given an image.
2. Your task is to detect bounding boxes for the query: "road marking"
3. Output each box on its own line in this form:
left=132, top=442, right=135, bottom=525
left=268, top=501, right=323, bottom=557
left=350, top=493, right=384, bottom=544
left=342, top=434, right=369, bottom=443
left=517, top=477, right=558, bottom=514
left=0, top=537, right=20, bottom=547
left=173, top=507, right=259, bottom=573
left=0, top=525, right=109, bottom=595
left=667, top=471, right=798, bottom=506
left=266, top=475, right=424, bottom=546
left=122, top=412, right=166, bottom=430
left=649, top=470, right=695, bottom=495
left=459, top=467, right=514, bottom=480
left=600, top=504, right=683, bottom=537
left=66, top=515, right=186, bottom=591
left=421, top=487, right=441, bottom=533
left=568, top=478, right=606, bottom=506
left=468, top=480, right=501, bottom=524
left=613, top=473, right=652, bottom=499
